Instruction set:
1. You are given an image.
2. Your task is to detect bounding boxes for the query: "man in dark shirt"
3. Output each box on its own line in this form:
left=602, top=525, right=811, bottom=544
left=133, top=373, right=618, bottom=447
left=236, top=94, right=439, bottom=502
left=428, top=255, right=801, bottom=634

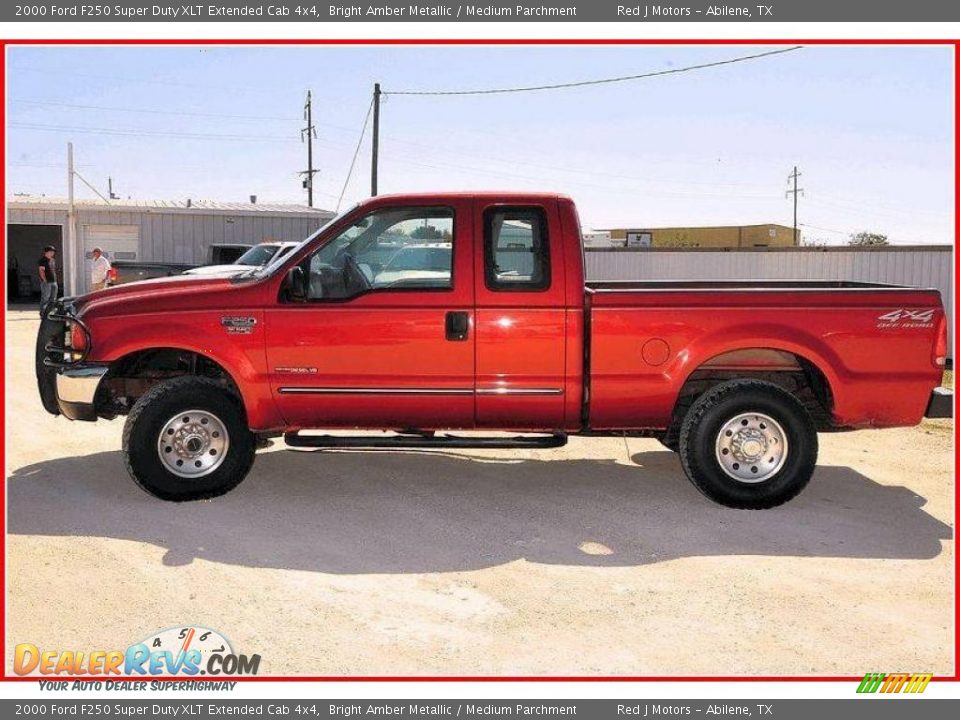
left=38, top=245, right=58, bottom=315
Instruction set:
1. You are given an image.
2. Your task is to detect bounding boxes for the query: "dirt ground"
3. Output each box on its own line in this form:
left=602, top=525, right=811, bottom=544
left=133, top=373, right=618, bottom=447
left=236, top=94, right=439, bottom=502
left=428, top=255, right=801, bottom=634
left=4, top=308, right=955, bottom=676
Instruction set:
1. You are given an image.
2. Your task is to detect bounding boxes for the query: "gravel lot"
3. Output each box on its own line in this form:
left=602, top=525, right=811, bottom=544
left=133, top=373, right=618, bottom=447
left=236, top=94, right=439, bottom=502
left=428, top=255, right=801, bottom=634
left=5, top=308, right=955, bottom=676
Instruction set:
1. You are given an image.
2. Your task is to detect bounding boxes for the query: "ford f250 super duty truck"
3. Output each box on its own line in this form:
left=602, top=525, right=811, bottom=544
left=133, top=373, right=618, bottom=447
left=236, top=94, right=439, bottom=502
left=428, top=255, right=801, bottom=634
left=37, top=192, right=952, bottom=509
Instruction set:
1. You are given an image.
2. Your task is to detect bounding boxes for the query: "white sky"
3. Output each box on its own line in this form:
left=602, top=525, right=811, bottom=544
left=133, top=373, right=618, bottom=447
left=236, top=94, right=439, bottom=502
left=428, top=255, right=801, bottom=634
left=6, top=44, right=954, bottom=245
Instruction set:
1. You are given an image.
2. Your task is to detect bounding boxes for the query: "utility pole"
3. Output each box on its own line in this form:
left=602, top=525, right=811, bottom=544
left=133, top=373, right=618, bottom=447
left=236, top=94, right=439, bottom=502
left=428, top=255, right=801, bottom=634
left=786, top=166, right=804, bottom=246
left=66, top=142, right=78, bottom=297
left=371, top=82, right=381, bottom=197
left=108, top=176, right=119, bottom=200
left=300, top=90, right=317, bottom=207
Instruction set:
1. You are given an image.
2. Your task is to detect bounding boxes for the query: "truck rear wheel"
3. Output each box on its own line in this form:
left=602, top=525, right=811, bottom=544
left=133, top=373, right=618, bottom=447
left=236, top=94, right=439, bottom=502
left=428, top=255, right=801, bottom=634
left=122, top=377, right=256, bottom=501
left=678, top=379, right=818, bottom=509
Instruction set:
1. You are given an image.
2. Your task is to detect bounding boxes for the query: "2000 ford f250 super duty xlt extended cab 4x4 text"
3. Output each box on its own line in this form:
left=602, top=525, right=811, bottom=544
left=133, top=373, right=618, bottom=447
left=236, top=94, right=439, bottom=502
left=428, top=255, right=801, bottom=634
left=37, top=192, right=952, bottom=509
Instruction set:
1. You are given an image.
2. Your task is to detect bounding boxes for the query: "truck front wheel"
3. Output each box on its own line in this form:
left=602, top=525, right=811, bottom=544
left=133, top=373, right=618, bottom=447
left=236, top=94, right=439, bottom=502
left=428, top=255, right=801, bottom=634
left=678, top=379, right=818, bottom=509
left=122, top=377, right=256, bottom=501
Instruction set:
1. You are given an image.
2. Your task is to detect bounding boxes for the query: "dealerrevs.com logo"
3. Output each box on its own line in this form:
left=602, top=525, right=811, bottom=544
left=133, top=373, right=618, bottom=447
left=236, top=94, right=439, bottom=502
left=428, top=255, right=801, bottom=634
left=14, top=626, right=261, bottom=676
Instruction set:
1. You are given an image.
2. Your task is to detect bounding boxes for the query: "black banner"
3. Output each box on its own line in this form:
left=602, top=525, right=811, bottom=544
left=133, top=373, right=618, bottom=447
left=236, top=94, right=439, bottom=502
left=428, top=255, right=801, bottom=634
left=5, top=1, right=960, bottom=23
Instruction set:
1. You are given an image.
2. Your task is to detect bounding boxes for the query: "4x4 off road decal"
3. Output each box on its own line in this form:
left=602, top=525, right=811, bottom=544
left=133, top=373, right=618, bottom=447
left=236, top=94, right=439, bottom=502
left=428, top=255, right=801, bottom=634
left=221, top=316, right=257, bottom=334
left=877, top=309, right=935, bottom=328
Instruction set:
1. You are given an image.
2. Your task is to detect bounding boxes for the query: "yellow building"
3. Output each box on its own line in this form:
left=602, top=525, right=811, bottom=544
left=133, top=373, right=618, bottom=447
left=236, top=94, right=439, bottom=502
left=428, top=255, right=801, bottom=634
left=604, top=224, right=799, bottom=248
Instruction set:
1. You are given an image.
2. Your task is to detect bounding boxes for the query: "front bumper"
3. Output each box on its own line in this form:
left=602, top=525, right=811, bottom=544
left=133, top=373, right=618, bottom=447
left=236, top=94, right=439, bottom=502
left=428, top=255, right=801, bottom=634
left=925, top=387, right=953, bottom=419
left=56, top=364, right=109, bottom=421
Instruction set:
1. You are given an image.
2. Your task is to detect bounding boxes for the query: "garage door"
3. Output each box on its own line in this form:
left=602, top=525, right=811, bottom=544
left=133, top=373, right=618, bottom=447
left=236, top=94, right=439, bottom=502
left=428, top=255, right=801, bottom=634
left=82, top=224, right=140, bottom=293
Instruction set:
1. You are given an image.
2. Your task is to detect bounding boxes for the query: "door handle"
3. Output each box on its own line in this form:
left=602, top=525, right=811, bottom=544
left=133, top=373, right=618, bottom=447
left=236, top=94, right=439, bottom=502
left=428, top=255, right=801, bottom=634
left=445, top=311, right=469, bottom=341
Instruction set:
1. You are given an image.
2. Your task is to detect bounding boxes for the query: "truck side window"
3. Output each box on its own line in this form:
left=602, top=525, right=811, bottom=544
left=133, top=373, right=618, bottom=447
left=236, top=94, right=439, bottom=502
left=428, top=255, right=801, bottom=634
left=484, top=207, right=550, bottom=291
left=305, top=207, right=454, bottom=300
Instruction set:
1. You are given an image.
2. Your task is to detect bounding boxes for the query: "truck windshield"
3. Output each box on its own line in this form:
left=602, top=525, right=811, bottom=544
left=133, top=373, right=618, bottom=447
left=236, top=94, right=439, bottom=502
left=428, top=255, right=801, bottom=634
left=235, top=245, right=281, bottom=266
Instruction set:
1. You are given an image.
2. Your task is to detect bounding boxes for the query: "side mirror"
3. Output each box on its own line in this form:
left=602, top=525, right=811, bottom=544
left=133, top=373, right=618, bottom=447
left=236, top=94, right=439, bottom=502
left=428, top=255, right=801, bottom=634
left=286, top=266, right=307, bottom=302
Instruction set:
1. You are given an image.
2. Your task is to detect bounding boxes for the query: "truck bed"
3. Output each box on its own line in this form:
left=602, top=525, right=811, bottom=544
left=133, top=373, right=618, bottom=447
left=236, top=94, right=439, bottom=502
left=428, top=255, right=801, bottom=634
left=587, top=279, right=914, bottom=292
left=585, top=281, right=945, bottom=431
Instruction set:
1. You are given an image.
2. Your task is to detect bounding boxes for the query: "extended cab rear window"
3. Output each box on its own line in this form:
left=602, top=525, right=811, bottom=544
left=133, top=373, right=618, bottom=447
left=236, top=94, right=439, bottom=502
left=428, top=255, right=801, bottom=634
left=483, top=206, right=550, bottom=291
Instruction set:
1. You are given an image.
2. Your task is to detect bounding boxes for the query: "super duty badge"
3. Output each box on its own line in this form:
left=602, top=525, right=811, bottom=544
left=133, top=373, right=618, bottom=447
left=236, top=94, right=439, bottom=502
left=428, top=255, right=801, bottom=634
left=221, top=316, right=257, bottom=334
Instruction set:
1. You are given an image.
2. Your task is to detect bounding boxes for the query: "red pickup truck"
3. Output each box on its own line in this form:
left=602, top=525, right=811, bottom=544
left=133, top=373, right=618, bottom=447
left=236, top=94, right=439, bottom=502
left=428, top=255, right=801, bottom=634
left=36, top=192, right=951, bottom=509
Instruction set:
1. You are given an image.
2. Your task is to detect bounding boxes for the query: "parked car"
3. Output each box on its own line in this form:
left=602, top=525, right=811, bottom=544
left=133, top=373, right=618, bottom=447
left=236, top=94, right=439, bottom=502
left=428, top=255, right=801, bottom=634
left=37, top=192, right=951, bottom=508
left=108, top=260, right=199, bottom=286
left=207, top=243, right=252, bottom=265
left=371, top=243, right=452, bottom=287
left=183, top=242, right=300, bottom=278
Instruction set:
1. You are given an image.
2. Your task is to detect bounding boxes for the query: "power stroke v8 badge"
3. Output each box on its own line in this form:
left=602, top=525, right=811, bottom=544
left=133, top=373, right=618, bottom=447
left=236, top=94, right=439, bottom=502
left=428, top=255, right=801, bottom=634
left=221, top=316, right=257, bottom=334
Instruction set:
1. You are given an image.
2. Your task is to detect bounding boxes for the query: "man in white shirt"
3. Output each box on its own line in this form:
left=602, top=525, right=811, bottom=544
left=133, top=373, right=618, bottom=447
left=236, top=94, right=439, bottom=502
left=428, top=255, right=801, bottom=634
left=91, top=247, right=112, bottom=291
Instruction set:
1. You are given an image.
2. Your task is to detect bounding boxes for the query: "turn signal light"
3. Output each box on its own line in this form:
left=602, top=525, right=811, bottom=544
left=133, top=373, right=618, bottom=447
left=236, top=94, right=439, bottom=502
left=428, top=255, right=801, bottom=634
left=70, top=326, right=88, bottom=351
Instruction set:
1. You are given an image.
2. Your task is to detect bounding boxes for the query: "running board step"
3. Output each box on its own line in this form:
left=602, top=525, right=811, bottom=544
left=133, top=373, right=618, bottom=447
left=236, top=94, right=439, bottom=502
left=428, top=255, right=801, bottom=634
left=284, top=432, right=568, bottom=450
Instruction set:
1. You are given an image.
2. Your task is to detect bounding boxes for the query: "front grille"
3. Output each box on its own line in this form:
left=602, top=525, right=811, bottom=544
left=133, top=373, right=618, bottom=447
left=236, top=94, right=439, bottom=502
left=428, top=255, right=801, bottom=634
left=35, top=300, right=93, bottom=415
left=40, top=302, right=91, bottom=369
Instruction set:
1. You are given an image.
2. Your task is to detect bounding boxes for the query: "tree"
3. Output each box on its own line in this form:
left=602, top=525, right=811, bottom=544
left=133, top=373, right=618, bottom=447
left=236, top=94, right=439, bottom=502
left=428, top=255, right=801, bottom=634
left=410, top=224, right=443, bottom=240
left=848, top=231, right=889, bottom=247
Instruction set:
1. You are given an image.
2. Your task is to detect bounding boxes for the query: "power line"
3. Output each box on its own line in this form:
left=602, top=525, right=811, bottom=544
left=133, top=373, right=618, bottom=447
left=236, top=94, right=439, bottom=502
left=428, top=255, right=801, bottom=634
left=375, top=145, right=783, bottom=201
left=73, top=169, right=112, bottom=204
left=800, top=223, right=848, bottom=235
left=9, top=122, right=298, bottom=142
left=8, top=64, right=280, bottom=92
left=374, top=132, right=773, bottom=191
left=10, top=98, right=298, bottom=122
left=337, top=97, right=375, bottom=212
left=8, top=161, right=95, bottom=169
left=799, top=222, right=931, bottom=246
left=7, top=120, right=793, bottom=204
left=388, top=46, right=802, bottom=96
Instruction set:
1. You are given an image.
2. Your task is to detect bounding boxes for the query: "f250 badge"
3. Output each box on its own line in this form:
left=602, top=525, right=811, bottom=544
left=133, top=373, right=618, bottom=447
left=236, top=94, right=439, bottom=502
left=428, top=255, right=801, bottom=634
left=221, top=316, right=257, bottom=334
left=877, top=309, right=935, bottom=328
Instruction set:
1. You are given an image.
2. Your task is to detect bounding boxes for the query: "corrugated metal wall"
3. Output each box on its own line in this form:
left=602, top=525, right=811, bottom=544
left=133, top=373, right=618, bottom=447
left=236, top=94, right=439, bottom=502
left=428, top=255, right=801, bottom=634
left=586, top=246, right=954, bottom=357
left=9, top=206, right=332, bottom=295
left=8, top=207, right=328, bottom=265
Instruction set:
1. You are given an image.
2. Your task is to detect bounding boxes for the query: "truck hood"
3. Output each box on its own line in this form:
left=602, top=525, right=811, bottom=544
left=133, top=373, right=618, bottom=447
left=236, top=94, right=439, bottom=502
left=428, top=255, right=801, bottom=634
left=75, top=274, right=245, bottom=318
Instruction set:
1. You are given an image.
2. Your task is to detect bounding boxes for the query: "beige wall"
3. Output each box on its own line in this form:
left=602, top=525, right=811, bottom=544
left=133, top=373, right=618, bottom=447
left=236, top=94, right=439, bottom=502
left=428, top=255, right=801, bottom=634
left=608, top=224, right=798, bottom=248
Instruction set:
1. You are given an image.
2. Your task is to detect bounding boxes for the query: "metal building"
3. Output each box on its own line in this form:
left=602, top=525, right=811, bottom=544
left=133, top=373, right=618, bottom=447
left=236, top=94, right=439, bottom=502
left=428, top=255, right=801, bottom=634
left=601, top=223, right=799, bottom=248
left=586, top=245, right=954, bottom=356
left=7, top=196, right=334, bottom=297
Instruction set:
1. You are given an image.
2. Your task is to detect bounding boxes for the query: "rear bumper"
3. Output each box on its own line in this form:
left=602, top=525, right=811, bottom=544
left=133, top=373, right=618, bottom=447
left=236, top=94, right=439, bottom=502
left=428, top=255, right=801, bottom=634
left=55, top=364, right=109, bottom=421
left=925, top=387, right=953, bottom=419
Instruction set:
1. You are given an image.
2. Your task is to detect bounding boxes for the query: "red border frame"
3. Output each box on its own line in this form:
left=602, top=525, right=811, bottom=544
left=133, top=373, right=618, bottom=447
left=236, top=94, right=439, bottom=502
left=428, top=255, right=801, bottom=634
left=1, top=36, right=956, bottom=685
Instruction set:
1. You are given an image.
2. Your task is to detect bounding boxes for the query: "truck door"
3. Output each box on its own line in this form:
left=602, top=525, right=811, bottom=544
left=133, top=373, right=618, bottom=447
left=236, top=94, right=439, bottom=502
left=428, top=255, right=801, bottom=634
left=474, top=199, right=567, bottom=428
left=264, top=199, right=475, bottom=429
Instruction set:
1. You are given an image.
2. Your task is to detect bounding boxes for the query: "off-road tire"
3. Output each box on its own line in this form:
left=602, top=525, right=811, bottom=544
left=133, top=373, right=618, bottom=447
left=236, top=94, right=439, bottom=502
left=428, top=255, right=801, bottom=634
left=678, top=379, right=818, bottom=509
left=122, top=377, right=256, bottom=501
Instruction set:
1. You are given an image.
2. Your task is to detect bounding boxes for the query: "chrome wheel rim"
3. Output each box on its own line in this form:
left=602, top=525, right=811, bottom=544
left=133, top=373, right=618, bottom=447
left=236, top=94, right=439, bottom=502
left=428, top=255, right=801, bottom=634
left=714, top=412, right=788, bottom=483
left=157, top=409, right=229, bottom=479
